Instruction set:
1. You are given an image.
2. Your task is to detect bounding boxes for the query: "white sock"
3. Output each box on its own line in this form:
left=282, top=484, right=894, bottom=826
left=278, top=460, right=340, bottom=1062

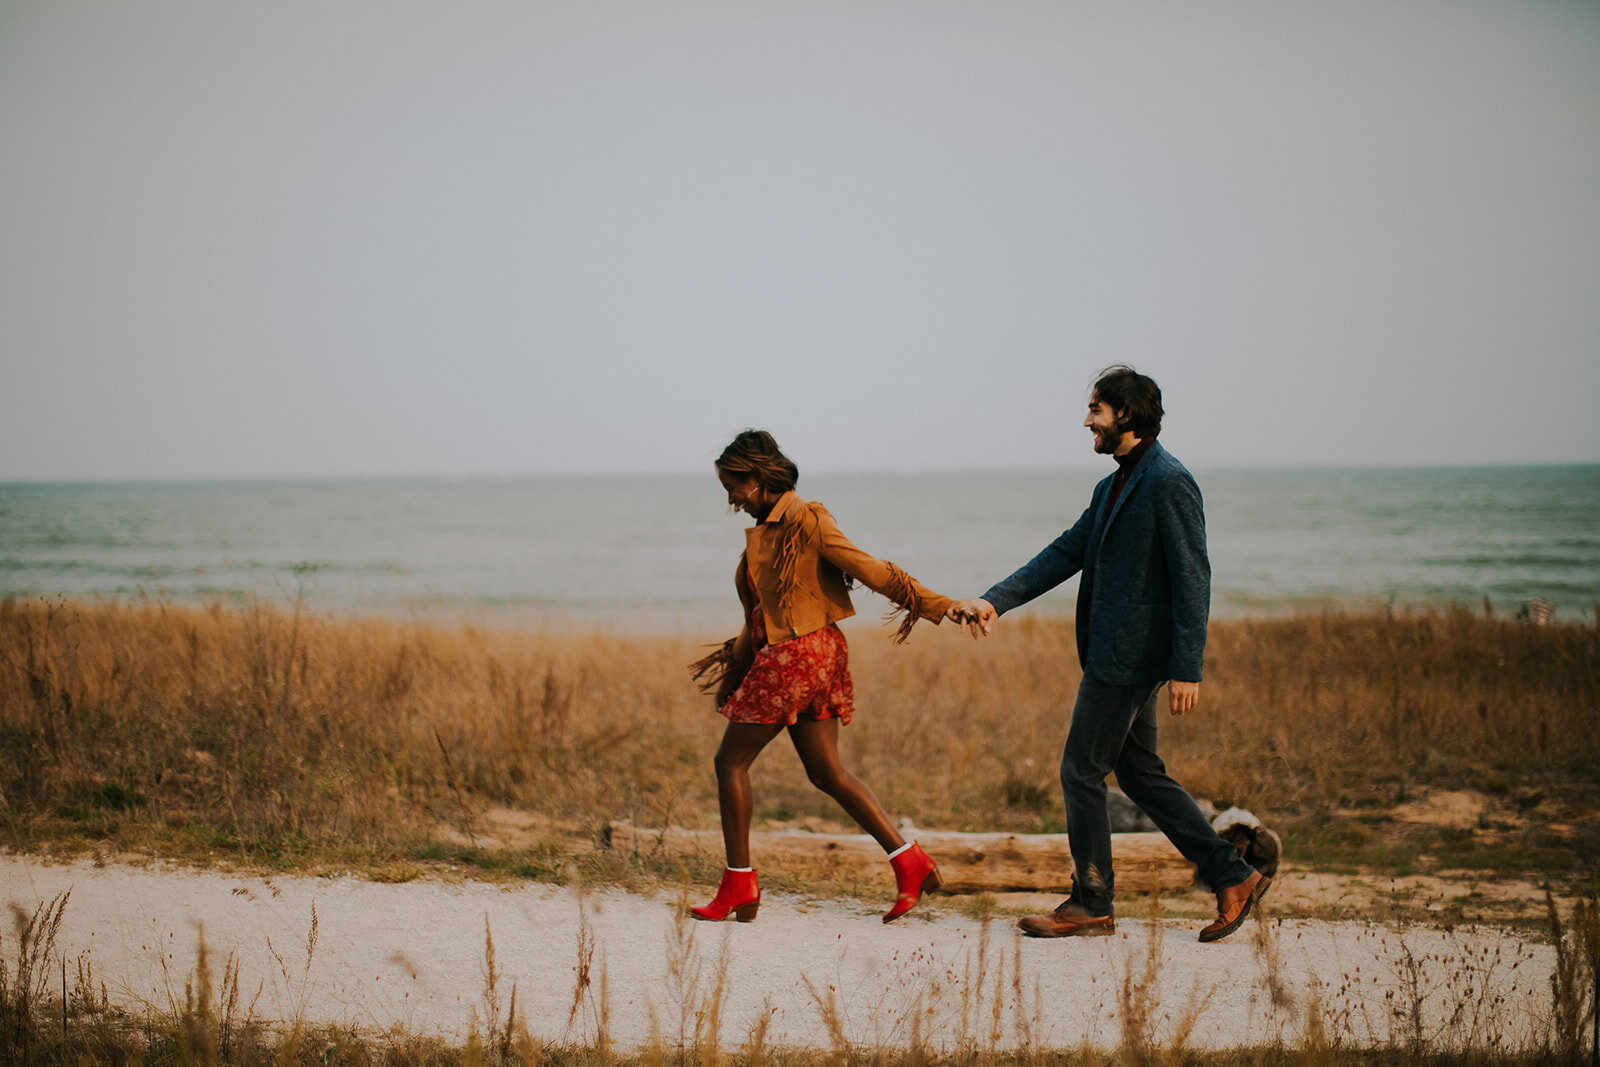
left=887, top=842, right=915, bottom=860
left=726, top=866, right=753, bottom=873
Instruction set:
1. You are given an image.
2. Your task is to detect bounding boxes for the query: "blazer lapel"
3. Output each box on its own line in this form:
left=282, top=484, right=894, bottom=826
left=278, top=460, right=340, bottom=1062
left=1097, top=442, right=1161, bottom=547
left=1084, top=479, right=1112, bottom=571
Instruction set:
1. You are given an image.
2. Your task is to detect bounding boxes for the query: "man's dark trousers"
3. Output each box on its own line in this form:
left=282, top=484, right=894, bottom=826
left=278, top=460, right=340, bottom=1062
left=1062, top=671, right=1251, bottom=917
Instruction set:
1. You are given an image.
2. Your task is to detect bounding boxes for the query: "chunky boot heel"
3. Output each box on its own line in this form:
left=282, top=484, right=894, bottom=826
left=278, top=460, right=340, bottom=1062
left=884, top=842, right=940, bottom=923
left=691, top=868, right=761, bottom=922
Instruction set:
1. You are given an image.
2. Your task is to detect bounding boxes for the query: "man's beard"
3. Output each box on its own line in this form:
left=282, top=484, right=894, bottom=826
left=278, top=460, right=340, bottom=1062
left=1091, top=425, right=1123, bottom=454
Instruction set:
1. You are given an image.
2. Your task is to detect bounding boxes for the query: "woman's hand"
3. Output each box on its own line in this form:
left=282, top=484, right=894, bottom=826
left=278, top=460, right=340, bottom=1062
left=947, top=598, right=997, bottom=639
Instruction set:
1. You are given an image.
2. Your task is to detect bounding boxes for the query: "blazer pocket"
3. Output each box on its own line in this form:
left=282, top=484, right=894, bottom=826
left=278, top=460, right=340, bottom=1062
left=1112, top=602, right=1169, bottom=674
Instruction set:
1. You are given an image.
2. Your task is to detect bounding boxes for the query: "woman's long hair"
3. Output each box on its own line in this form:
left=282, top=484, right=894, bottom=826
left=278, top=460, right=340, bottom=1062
left=715, top=429, right=798, bottom=493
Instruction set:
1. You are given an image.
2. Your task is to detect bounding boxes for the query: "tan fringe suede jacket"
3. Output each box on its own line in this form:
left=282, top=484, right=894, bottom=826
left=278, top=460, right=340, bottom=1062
left=691, top=491, right=951, bottom=703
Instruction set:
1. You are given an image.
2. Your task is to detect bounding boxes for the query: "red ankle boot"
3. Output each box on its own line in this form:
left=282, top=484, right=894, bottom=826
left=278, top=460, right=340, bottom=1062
left=690, top=867, right=761, bottom=922
left=884, top=842, right=942, bottom=922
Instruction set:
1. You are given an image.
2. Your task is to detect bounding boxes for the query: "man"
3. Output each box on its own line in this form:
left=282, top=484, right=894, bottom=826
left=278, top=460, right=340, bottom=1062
left=949, top=366, right=1268, bottom=942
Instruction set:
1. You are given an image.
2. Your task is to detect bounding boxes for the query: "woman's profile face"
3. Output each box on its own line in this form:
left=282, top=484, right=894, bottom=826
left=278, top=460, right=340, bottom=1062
left=717, top=467, right=765, bottom=518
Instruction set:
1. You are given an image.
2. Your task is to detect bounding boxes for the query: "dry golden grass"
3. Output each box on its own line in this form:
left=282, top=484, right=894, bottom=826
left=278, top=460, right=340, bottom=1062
left=2, top=597, right=1597, bottom=886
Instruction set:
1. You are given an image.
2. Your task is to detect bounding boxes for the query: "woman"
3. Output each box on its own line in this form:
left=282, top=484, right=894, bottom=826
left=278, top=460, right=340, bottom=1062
left=689, top=429, right=949, bottom=923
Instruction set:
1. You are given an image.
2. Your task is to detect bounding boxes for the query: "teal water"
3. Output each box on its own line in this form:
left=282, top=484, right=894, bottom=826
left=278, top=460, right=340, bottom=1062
left=2, top=466, right=1597, bottom=631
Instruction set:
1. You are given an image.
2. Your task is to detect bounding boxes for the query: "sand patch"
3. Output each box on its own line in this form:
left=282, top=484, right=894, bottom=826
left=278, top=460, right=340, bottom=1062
left=435, top=807, right=585, bottom=850
left=1389, top=789, right=1488, bottom=830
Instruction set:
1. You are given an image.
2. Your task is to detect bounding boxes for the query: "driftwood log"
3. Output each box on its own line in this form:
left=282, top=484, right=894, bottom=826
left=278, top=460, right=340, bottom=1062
left=605, top=821, right=1199, bottom=894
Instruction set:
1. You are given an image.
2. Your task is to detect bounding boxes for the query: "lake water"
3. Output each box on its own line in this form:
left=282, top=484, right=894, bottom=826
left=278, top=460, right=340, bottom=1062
left=2, top=465, right=1597, bottom=632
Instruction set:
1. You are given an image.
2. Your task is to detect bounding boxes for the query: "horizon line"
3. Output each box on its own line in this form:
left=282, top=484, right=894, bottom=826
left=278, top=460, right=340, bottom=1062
left=3, top=458, right=1598, bottom=487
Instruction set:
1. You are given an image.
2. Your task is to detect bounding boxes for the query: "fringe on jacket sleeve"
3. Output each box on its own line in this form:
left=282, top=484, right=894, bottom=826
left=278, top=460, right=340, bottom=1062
left=878, top=561, right=926, bottom=645
left=688, top=637, right=738, bottom=695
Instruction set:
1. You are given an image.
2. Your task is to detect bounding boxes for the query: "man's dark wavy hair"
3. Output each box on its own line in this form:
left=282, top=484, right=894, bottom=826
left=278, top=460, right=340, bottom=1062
left=1091, top=365, right=1163, bottom=439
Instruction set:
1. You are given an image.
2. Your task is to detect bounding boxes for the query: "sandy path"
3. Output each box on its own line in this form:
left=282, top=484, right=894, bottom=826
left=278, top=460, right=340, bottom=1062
left=1, top=856, right=1558, bottom=1054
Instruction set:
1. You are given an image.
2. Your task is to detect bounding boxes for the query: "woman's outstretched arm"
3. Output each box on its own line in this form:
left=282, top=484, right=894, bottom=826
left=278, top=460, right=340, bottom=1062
left=806, top=504, right=952, bottom=642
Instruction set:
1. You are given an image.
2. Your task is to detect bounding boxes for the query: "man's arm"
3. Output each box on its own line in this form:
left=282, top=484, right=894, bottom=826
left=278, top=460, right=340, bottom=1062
left=1154, top=469, right=1210, bottom=687
left=949, top=500, right=1097, bottom=638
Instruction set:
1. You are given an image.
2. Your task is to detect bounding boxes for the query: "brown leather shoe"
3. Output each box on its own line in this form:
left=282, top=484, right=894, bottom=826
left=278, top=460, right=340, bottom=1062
left=1018, top=900, right=1115, bottom=938
left=1198, top=870, right=1270, bottom=943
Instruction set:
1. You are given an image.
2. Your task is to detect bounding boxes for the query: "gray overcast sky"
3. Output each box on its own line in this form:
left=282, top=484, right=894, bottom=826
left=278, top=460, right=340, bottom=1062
left=2, top=1, right=1598, bottom=481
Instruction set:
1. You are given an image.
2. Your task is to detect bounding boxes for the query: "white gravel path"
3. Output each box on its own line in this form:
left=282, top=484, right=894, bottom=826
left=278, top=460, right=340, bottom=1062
left=1, top=856, right=1558, bottom=1054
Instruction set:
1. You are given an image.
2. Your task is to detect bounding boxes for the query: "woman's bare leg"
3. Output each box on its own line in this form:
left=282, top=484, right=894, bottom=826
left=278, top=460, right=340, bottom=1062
left=789, top=718, right=906, bottom=854
left=713, top=722, right=785, bottom=868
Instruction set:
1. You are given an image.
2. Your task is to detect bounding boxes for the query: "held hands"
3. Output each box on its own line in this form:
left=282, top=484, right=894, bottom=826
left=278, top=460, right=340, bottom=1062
left=947, top=598, right=998, bottom=639
left=1168, top=680, right=1199, bottom=716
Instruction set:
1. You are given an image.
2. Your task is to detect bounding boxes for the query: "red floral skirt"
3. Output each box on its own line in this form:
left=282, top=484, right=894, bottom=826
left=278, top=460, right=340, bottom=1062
left=720, top=598, right=855, bottom=726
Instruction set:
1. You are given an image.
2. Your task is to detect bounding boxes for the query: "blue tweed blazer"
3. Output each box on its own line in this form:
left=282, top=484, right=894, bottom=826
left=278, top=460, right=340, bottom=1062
left=981, top=440, right=1210, bottom=684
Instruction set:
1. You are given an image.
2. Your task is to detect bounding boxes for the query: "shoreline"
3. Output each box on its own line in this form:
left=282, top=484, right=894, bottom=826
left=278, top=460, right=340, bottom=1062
left=7, top=464, right=1598, bottom=629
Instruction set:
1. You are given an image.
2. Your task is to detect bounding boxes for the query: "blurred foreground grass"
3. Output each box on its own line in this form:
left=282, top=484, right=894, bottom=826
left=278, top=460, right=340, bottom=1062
left=2, top=597, right=1597, bottom=892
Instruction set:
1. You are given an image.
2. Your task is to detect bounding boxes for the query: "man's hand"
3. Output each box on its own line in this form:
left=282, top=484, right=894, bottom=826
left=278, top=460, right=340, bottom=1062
left=1168, top=680, right=1199, bottom=716
left=947, top=598, right=997, bottom=639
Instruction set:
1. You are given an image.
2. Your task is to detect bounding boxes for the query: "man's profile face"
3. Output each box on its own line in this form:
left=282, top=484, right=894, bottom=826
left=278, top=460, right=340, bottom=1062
left=1083, top=394, right=1129, bottom=455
